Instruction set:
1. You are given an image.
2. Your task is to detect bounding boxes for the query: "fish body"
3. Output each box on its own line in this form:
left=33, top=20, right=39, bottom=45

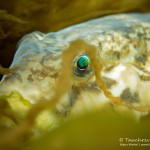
left=0, top=13, right=150, bottom=117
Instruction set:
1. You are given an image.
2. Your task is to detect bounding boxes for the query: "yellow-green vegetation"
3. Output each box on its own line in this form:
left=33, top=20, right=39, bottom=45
left=24, top=109, right=150, bottom=150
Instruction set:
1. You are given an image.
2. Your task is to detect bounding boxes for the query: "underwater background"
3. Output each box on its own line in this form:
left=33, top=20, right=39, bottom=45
left=0, top=0, right=150, bottom=69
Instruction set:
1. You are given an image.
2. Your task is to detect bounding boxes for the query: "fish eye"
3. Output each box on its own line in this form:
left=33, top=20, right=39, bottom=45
left=72, top=53, right=92, bottom=77
left=77, top=55, right=90, bottom=70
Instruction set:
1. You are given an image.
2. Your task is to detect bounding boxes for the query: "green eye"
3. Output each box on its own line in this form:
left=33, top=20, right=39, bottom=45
left=72, top=54, right=92, bottom=77
left=77, top=55, right=90, bottom=70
